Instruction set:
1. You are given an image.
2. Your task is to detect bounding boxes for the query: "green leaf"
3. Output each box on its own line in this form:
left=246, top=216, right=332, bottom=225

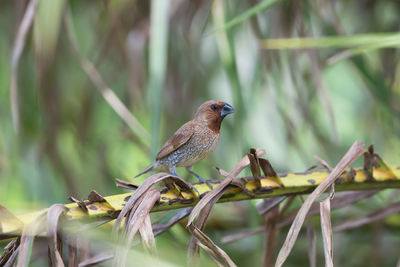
left=211, top=0, right=285, bottom=34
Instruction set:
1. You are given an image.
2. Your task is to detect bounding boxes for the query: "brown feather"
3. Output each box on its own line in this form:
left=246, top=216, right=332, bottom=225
left=155, top=121, right=195, bottom=160
left=193, top=100, right=226, bottom=134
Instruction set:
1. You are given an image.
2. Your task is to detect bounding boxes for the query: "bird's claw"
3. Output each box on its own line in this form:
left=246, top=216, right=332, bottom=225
left=169, top=170, right=201, bottom=199
left=187, top=183, right=201, bottom=199
left=197, top=177, right=214, bottom=190
left=188, top=170, right=214, bottom=190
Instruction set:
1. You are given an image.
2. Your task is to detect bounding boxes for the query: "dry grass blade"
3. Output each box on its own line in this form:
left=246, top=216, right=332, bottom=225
left=308, top=51, right=338, bottom=142
left=320, top=198, right=333, bottom=267
left=0, top=239, right=20, bottom=266
left=279, top=190, right=379, bottom=228
left=247, top=149, right=261, bottom=187
left=197, top=242, right=224, bottom=267
left=113, top=172, right=192, bottom=235
left=259, top=158, right=284, bottom=187
left=333, top=201, right=400, bottom=232
left=78, top=251, right=113, bottom=267
left=315, top=155, right=332, bottom=171
left=215, top=166, right=229, bottom=176
left=47, top=204, right=68, bottom=267
left=68, top=237, right=77, bottom=267
left=257, top=196, right=287, bottom=215
left=263, top=206, right=279, bottom=267
left=113, top=188, right=160, bottom=267
left=306, top=218, right=316, bottom=267
left=188, top=225, right=237, bottom=267
left=188, top=188, right=229, bottom=260
left=115, top=179, right=138, bottom=190
left=10, top=0, right=39, bottom=132
left=16, top=212, right=46, bottom=267
left=223, top=189, right=380, bottom=244
left=275, top=141, right=365, bottom=267
left=187, top=149, right=265, bottom=266
left=68, top=196, right=88, bottom=213
left=153, top=207, right=193, bottom=236
left=4, top=247, right=20, bottom=267
left=87, top=190, right=107, bottom=202
left=187, top=149, right=265, bottom=226
left=139, top=215, right=156, bottom=252
left=221, top=227, right=264, bottom=244
left=63, top=7, right=150, bottom=147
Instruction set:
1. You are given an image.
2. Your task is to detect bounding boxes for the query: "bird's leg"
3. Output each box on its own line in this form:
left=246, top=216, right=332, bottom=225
left=169, top=166, right=200, bottom=198
left=168, top=166, right=179, bottom=178
left=186, top=166, right=214, bottom=190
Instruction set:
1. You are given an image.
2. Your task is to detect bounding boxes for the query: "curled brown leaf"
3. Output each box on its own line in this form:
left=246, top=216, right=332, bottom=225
left=275, top=141, right=364, bottom=267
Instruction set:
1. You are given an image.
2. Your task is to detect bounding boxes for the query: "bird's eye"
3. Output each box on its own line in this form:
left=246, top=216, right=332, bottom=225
left=211, top=104, right=220, bottom=111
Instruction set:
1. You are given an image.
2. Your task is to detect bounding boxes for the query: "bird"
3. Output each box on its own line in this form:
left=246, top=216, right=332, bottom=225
left=135, top=100, right=235, bottom=188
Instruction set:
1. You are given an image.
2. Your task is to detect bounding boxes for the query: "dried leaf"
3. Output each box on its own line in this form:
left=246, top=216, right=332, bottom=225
left=257, top=196, right=287, bottom=215
left=4, top=246, right=20, bottom=267
left=306, top=218, right=316, bottom=267
left=77, top=237, right=91, bottom=263
left=263, top=206, right=279, bottom=267
left=188, top=225, right=237, bottom=267
left=139, top=215, right=156, bottom=252
left=78, top=251, right=113, bottom=267
left=215, top=166, right=229, bottom=176
left=68, top=237, right=77, bottom=267
left=47, top=204, right=68, bottom=267
left=64, top=9, right=150, bottom=146
left=10, top=0, right=40, bottom=132
left=115, top=179, right=138, bottom=190
left=363, top=145, right=377, bottom=181
left=87, top=190, right=106, bottom=202
left=230, top=179, right=256, bottom=197
left=314, top=155, right=332, bottom=171
left=333, top=201, right=400, bottom=232
left=187, top=149, right=265, bottom=226
left=320, top=198, right=333, bottom=267
left=275, top=141, right=364, bottom=267
left=259, top=158, right=284, bottom=187
left=188, top=188, right=229, bottom=260
left=225, top=189, right=379, bottom=245
left=221, top=227, right=264, bottom=244
left=113, top=172, right=192, bottom=236
left=197, top=242, right=225, bottom=267
left=113, top=188, right=160, bottom=267
left=187, top=148, right=265, bottom=266
left=247, top=149, right=261, bottom=187
left=0, top=238, right=20, bottom=266
left=152, top=207, right=193, bottom=236
left=279, top=190, right=379, bottom=228
left=17, top=212, right=46, bottom=267
left=68, top=196, right=88, bottom=213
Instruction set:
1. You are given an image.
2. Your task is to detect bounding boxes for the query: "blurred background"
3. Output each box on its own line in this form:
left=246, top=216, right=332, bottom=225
left=1, top=0, right=400, bottom=266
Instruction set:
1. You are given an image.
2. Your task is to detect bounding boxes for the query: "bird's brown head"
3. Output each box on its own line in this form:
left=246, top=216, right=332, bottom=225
left=193, top=100, right=235, bottom=133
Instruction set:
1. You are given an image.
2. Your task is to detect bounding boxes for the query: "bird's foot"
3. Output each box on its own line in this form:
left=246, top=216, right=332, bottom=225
left=188, top=171, right=214, bottom=190
left=187, top=183, right=201, bottom=199
left=169, top=171, right=200, bottom=199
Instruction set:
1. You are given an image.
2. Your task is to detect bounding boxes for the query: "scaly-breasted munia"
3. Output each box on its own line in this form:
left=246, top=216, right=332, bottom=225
left=135, top=100, right=235, bottom=187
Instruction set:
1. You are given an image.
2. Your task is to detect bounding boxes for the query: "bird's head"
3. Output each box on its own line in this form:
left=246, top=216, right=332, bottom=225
left=193, top=100, right=235, bottom=133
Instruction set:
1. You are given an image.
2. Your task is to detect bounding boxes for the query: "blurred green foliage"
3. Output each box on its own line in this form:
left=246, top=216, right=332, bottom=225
left=1, top=0, right=400, bottom=266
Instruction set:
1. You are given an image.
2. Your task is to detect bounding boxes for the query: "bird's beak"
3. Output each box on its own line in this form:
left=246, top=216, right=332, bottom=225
left=220, top=103, right=235, bottom=117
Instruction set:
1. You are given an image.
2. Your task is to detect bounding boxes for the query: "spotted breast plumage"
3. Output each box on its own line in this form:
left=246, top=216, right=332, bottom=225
left=135, top=100, right=235, bottom=187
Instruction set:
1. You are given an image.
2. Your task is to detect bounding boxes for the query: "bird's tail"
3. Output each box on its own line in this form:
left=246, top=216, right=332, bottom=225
left=134, top=163, right=155, bottom=178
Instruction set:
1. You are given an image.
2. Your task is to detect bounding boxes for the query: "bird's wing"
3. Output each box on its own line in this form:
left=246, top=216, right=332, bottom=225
left=156, top=121, right=195, bottom=160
